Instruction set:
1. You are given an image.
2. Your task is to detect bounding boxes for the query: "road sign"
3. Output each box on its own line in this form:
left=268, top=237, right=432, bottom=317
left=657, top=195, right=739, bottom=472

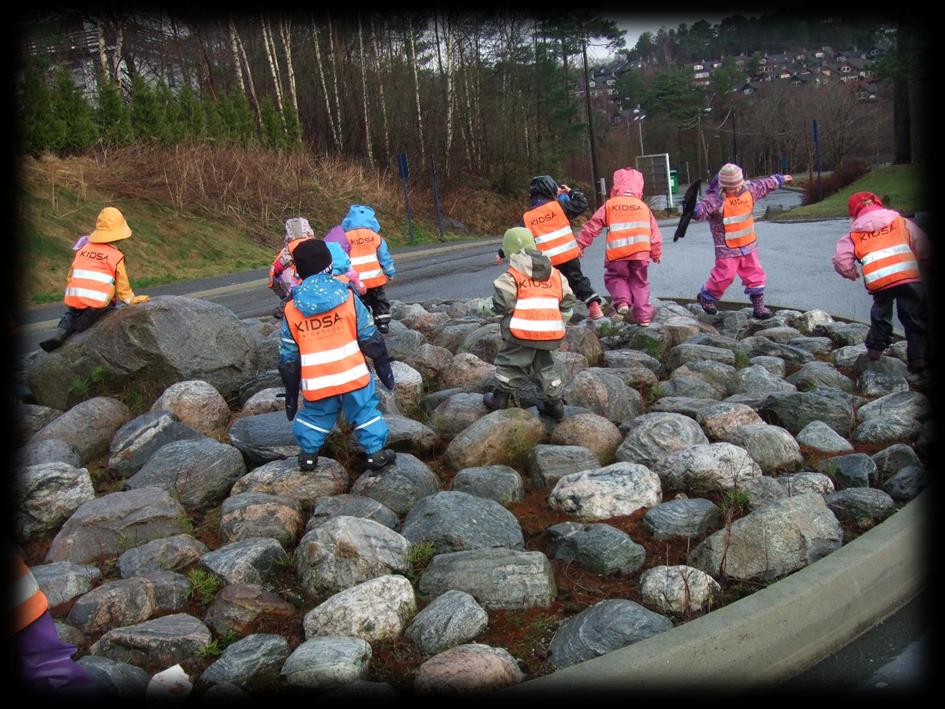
left=635, top=153, right=674, bottom=209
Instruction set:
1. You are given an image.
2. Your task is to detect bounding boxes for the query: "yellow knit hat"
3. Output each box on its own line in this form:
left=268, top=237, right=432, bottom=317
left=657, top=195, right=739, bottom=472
left=88, top=207, right=132, bottom=243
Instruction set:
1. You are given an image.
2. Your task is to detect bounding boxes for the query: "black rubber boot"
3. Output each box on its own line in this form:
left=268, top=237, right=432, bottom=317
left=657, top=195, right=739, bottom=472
left=39, top=328, right=71, bottom=352
left=750, top=293, right=772, bottom=319
left=298, top=451, right=319, bottom=471
left=366, top=448, right=396, bottom=470
left=539, top=398, right=565, bottom=420
left=696, top=291, right=718, bottom=315
left=483, top=389, right=511, bottom=411
left=376, top=322, right=389, bottom=334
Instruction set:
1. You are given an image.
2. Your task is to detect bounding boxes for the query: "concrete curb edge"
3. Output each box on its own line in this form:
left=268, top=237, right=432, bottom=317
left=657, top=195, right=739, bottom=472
left=502, top=488, right=928, bottom=693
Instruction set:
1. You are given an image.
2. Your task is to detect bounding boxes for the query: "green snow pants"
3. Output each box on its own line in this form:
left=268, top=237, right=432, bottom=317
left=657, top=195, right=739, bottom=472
left=493, top=342, right=563, bottom=400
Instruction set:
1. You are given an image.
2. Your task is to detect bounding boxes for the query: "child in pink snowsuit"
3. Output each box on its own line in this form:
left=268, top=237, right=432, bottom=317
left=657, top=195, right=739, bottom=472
left=577, top=167, right=662, bottom=324
left=692, top=163, right=792, bottom=319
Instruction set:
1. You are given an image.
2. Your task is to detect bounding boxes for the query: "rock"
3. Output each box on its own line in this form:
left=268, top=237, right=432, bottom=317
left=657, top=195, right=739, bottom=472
left=852, top=415, right=922, bottom=446
left=683, top=332, right=751, bottom=358
left=546, top=522, right=646, bottom=575
left=17, top=438, right=83, bottom=468
left=107, top=412, right=203, bottom=478
left=615, top=412, right=709, bottom=468
left=450, top=465, right=524, bottom=505
left=151, top=380, right=230, bottom=438
left=759, top=391, right=855, bottom=437
left=796, top=421, right=854, bottom=454
left=549, top=599, right=673, bottom=670
left=385, top=326, right=428, bottom=360
left=399, top=304, right=450, bottom=340
left=201, top=634, right=290, bottom=691
left=653, top=443, right=762, bottom=495
left=230, top=457, right=349, bottom=509
left=786, top=362, right=855, bottom=393
left=203, top=584, right=296, bottom=637
left=717, top=310, right=750, bottom=339
left=405, top=590, right=489, bottom=655
left=432, top=320, right=483, bottom=354
left=818, top=453, right=876, bottom=489
left=562, top=369, right=643, bottom=424
left=778, top=472, right=835, bottom=497
left=667, top=343, right=736, bottom=370
left=350, top=453, right=441, bottom=516
left=856, top=391, right=932, bottom=423
left=27, top=296, right=257, bottom=410
left=740, top=475, right=789, bottom=510
left=603, top=349, right=665, bottom=377
left=414, top=644, right=524, bottom=695
left=549, top=413, right=624, bottom=464
left=32, top=561, right=102, bottom=607
left=400, top=491, right=524, bottom=554
left=228, top=412, right=299, bottom=468
left=89, top=613, right=212, bottom=671
left=381, top=415, right=440, bottom=457
left=690, top=494, right=843, bottom=582
left=15, top=462, right=95, bottom=541
left=439, top=352, right=496, bottom=391
left=45, top=487, right=187, bottom=564
left=418, top=549, right=556, bottom=609
left=390, top=361, right=424, bottom=413
left=307, top=494, right=400, bottom=532
left=871, top=444, right=922, bottom=482
left=295, top=516, right=410, bottom=596
left=642, top=499, right=722, bottom=541
left=280, top=636, right=372, bottom=689
left=219, top=492, right=303, bottom=548
left=199, top=538, right=289, bottom=586
left=548, top=463, right=661, bottom=521
left=753, top=326, right=802, bottom=344
left=639, top=565, right=722, bottom=616
left=826, top=488, right=896, bottom=525
left=814, top=321, right=870, bottom=347
left=721, top=424, right=803, bottom=474
left=735, top=365, right=797, bottom=395
left=17, top=403, right=63, bottom=447
left=302, top=575, right=416, bottom=643
left=125, top=439, right=247, bottom=512
left=444, top=409, right=545, bottom=470
left=77, top=655, right=151, bottom=697
left=403, top=343, right=454, bottom=388
left=527, top=444, right=600, bottom=489
left=239, top=387, right=285, bottom=417
left=792, top=309, right=834, bottom=336
left=459, top=323, right=504, bottom=364
left=117, top=534, right=208, bottom=578
left=648, top=397, right=714, bottom=419
left=67, top=576, right=161, bottom=635
left=856, top=370, right=909, bottom=398
left=831, top=344, right=869, bottom=370
left=553, top=350, right=592, bottom=388
left=744, top=339, right=814, bottom=372
left=29, top=397, right=132, bottom=464
left=749, top=356, right=786, bottom=378
left=560, top=324, right=604, bottom=365
left=697, top=402, right=765, bottom=441
left=236, top=370, right=283, bottom=407
left=428, top=393, right=490, bottom=437
left=882, top=466, right=928, bottom=502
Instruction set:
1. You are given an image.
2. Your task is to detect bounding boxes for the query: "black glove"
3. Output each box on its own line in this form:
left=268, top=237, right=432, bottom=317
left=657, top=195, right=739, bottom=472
left=279, top=359, right=301, bottom=420
left=359, top=330, right=395, bottom=390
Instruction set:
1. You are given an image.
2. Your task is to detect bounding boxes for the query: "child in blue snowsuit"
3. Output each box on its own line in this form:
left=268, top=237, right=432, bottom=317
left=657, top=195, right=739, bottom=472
left=342, top=205, right=396, bottom=333
left=278, top=239, right=397, bottom=471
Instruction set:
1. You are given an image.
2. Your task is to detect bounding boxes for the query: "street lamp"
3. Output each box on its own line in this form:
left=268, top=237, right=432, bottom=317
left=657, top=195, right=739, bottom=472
left=632, top=106, right=647, bottom=155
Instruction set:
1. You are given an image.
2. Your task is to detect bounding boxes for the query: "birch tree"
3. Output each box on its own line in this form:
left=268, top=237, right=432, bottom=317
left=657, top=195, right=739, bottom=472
left=407, top=18, right=426, bottom=164
left=278, top=15, right=302, bottom=143
left=261, top=14, right=287, bottom=136
left=370, top=17, right=391, bottom=164
left=231, top=20, right=262, bottom=130
left=312, top=17, right=342, bottom=152
left=357, top=14, right=375, bottom=168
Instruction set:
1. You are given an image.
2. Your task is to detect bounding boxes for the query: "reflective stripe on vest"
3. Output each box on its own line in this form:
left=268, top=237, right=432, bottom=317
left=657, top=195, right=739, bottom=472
left=12, top=555, right=49, bottom=634
left=346, top=228, right=387, bottom=288
left=284, top=293, right=372, bottom=401
left=851, top=217, right=919, bottom=292
left=523, top=201, right=580, bottom=266
left=605, top=196, right=652, bottom=260
left=507, top=267, right=565, bottom=341
left=721, top=191, right=756, bottom=248
left=64, top=243, right=122, bottom=309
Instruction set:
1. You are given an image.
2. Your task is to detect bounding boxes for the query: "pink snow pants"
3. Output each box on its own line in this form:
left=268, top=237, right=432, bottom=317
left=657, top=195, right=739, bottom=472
left=703, top=251, right=766, bottom=299
left=604, top=259, right=654, bottom=323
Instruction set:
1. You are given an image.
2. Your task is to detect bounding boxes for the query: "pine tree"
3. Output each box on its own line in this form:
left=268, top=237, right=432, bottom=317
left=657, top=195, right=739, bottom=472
left=51, top=70, right=98, bottom=154
left=96, top=79, right=133, bottom=147
left=177, top=85, right=205, bottom=140
left=282, top=104, right=301, bottom=147
left=157, top=82, right=185, bottom=145
left=260, top=96, right=287, bottom=150
left=130, top=75, right=166, bottom=143
left=17, top=60, right=64, bottom=157
left=231, top=92, right=256, bottom=146
left=202, top=94, right=226, bottom=143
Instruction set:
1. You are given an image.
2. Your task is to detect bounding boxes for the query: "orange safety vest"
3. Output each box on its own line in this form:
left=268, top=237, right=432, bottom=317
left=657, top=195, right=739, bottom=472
left=63, top=242, right=123, bottom=309
left=284, top=292, right=372, bottom=401
left=605, top=196, right=652, bottom=261
left=12, top=555, right=49, bottom=635
left=721, top=191, right=757, bottom=249
left=507, top=266, right=566, bottom=341
left=346, top=228, right=387, bottom=289
left=851, top=217, right=919, bottom=293
left=523, top=201, right=581, bottom=266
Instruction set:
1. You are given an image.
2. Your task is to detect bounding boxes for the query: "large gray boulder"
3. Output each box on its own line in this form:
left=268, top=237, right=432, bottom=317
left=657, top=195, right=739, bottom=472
left=786, top=362, right=855, bottom=393
left=150, top=379, right=231, bottom=438
left=306, top=495, right=400, bottom=532
left=527, top=444, right=600, bottom=489
left=444, top=409, right=545, bottom=470
left=16, top=403, right=63, bottom=447
left=199, top=538, right=289, bottom=586
left=32, top=561, right=102, bottom=607
left=405, top=590, right=489, bottom=655
left=117, top=534, right=208, bottom=578
left=350, top=452, right=440, bottom=516
left=230, top=457, right=349, bottom=509
left=615, top=412, right=709, bottom=468
left=690, top=493, right=843, bottom=581
left=546, top=522, right=646, bottom=575
left=653, top=443, right=762, bottom=495
left=459, top=323, right=504, bottom=364
left=17, top=438, right=82, bottom=468
left=16, top=462, right=95, bottom=541
left=450, top=465, right=524, bottom=505
left=642, top=499, right=722, bottom=541
left=639, top=565, right=722, bottom=616
left=413, top=643, right=525, bottom=695
left=27, top=296, right=258, bottom=410
left=720, top=423, right=804, bottom=475
left=548, top=599, right=673, bottom=670
left=203, top=584, right=296, bottom=637
left=125, top=438, right=247, bottom=511
left=77, top=655, right=151, bottom=697
left=45, top=487, right=188, bottom=564
left=548, top=463, right=662, bottom=521
left=28, top=397, right=132, bottom=464
left=400, top=491, right=524, bottom=554
left=302, top=575, right=416, bottom=644
left=107, top=412, right=203, bottom=478
left=429, top=393, right=492, bottom=437
left=219, top=492, right=303, bottom=547
left=89, top=613, right=212, bottom=670
left=562, top=369, right=643, bottom=424
left=228, top=412, right=299, bottom=467
left=280, top=636, right=372, bottom=690
left=200, top=634, right=290, bottom=691
left=759, top=391, right=855, bottom=437
left=549, top=413, right=624, bottom=464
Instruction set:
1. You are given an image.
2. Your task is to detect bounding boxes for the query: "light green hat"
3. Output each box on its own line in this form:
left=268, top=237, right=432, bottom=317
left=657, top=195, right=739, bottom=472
left=502, top=227, right=536, bottom=257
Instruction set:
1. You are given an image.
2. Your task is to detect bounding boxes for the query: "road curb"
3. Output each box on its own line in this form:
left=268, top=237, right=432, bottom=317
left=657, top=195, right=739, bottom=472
left=501, top=489, right=928, bottom=694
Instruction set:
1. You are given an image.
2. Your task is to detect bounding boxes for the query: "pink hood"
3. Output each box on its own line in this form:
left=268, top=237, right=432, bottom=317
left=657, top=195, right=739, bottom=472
left=610, top=168, right=644, bottom=198
left=850, top=207, right=900, bottom=233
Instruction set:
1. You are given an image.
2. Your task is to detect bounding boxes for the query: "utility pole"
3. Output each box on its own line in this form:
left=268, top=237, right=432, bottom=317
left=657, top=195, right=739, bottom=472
left=581, top=31, right=600, bottom=210
left=731, top=108, right=737, bottom=165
